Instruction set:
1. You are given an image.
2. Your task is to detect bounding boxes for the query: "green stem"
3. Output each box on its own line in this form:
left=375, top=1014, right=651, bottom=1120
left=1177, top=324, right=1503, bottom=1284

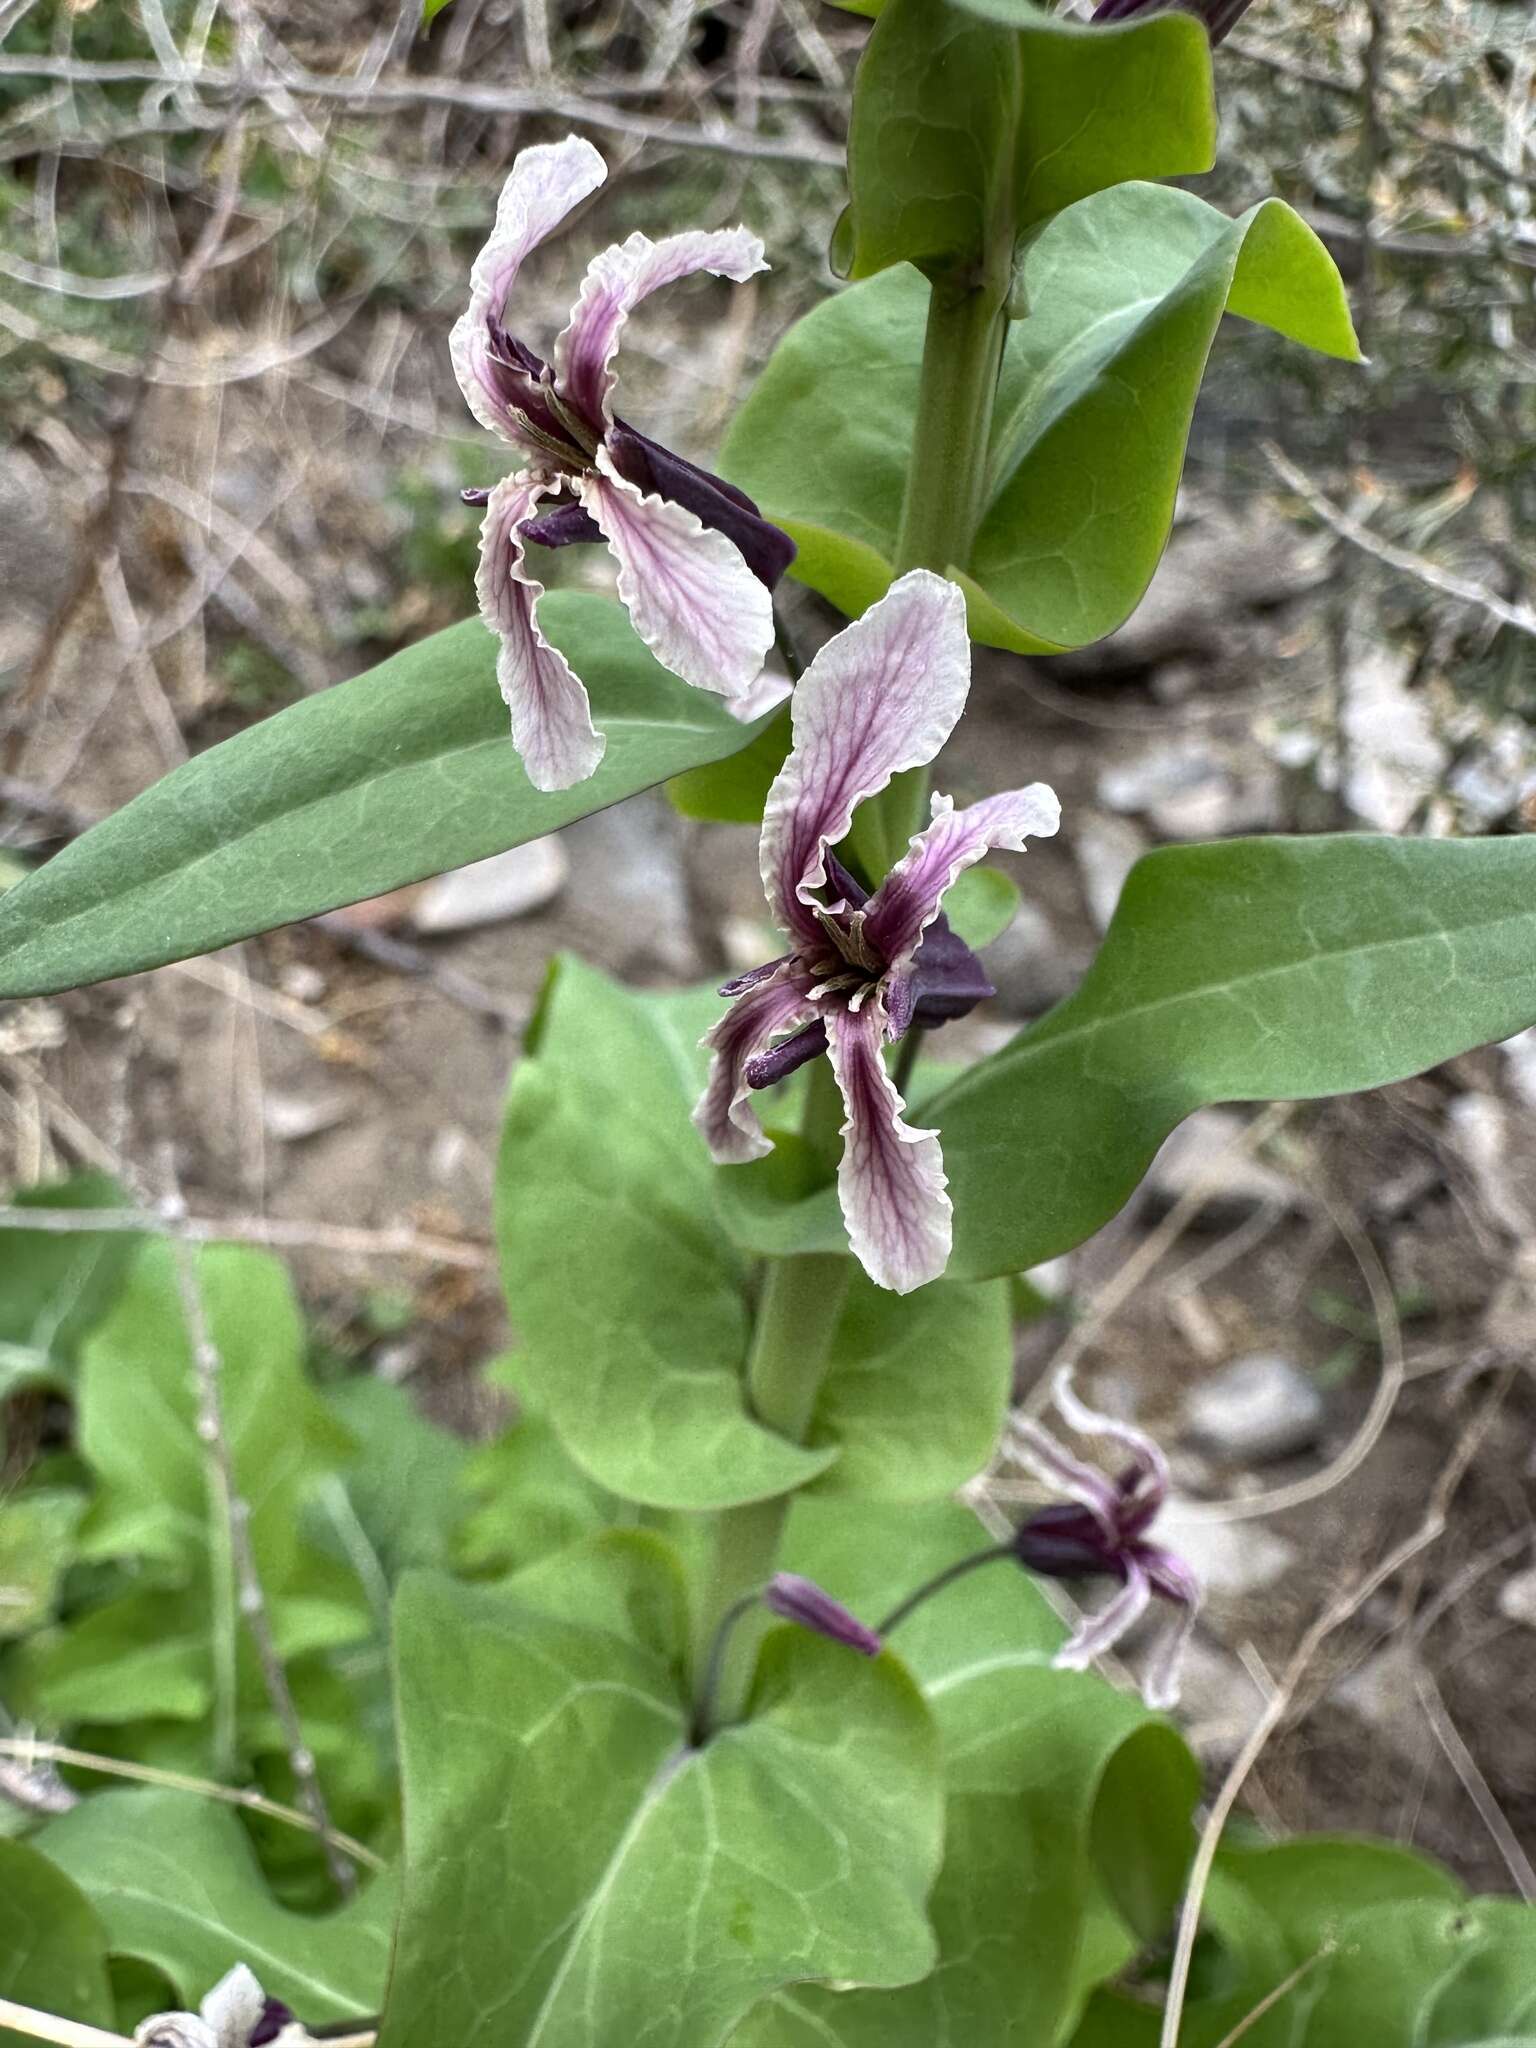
left=855, top=270, right=1012, bottom=877
left=893, top=275, right=1011, bottom=579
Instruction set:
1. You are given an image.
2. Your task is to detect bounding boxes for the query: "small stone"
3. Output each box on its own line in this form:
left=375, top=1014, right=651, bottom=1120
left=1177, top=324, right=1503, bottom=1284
left=1184, top=1352, right=1324, bottom=1465
left=412, top=837, right=568, bottom=933
left=1072, top=815, right=1148, bottom=931
left=1098, top=744, right=1220, bottom=816
left=1334, top=1645, right=1433, bottom=1759
left=1341, top=644, right=1448, bottom=833
left=1498, top=1566, right=1536, bottom=1628
left=1149, top=1108, right=1298, bottom=1223
left=277, top=963, right=327, bottom=1003
left=261, top=1091, right=350, bottom=1143
left=980, top=899, right=1083, bottom=1017
left=1155, top=1505, right=1296, bottom=1594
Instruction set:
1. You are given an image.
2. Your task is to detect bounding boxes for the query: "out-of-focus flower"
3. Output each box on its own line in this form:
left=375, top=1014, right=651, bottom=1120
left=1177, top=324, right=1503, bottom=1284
left=693, top=570, right=1059, bottom=1295
left=136, top=1966, right=277, bottom=2048
left=1011, top=1373, right=1201, bottom=1709
left=1090, top=0, right=1254, bottom=46
left=454, top=135, right=793, bottom=790
left=764, top=1572, right=883, bottom=1657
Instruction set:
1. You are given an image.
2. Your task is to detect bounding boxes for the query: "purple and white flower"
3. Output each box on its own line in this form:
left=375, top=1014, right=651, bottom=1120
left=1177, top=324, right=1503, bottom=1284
left=136, top=1965, right=284, bottom=2048
left=1011, top=1372, right=1201, bottom=1710
left=453, top=135, right=794, bottom=791
left=692, top=570, right=1059, bottom=1296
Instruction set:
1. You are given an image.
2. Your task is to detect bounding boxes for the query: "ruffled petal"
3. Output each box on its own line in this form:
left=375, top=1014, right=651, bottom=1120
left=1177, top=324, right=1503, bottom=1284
left=606, top=422, right=796, bottom=591
left=759, top=570, right=971, bottom=951
left=1050, top=1368, right=1171, bottom=1529
left=1140, top=1551, right=1202, bottom=1709
left=692, top=967, right=821, bottom=1164
left=477, top=474, right=604, bottom=792
left=824, top=999, right=950, bottom=1295
left=451, top=136, right=606, bottom=442
left=862, top=782, right=1061, bottom=968
left=202, top=1967, right=267, bottom=2048
left=1009, top=1418, right=1125, bottom=1540
left=1052, top=1557, right=1152, bottom=1674
left=581, top=447, right=773, bottom=698
left=555, top=228, right=765, bottom=433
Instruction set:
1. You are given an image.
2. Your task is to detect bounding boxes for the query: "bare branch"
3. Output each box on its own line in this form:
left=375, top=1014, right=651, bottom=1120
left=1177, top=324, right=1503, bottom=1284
left=1266, top=444, right=1536, bottom=640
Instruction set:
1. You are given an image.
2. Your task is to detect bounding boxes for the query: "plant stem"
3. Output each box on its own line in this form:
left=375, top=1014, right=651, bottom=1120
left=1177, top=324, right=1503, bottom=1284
left=876, top=1541, right=1016, bottom=1638
left=746, top=1253, right=851, bottom=1441
left=893, top=275, right=1011, bottom=580
left=691, top=1249, right=853, bottom=1732
left=856, top=268, right=1012, bottom=877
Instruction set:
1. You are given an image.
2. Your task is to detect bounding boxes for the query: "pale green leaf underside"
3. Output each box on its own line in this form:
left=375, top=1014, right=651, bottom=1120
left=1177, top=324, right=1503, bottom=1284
left=380, top=1565, right=942, bottom=2048
left=723, top=183, right=1359, bottom=652
left=0, top=595, right=769, bottom=998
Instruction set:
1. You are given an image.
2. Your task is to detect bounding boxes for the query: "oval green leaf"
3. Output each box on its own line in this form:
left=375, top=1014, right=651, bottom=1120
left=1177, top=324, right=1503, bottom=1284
left=0, top=595, right=772, bottom=998
left=933, top=834, right=1536, bottom=1280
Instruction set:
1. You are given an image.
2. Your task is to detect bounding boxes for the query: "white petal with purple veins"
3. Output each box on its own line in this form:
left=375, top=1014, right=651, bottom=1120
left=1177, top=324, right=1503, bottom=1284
left=759, top=571, right=972, bottom=951
left=556, top=227, right=765, bottom=433
left=582, top=448, right=773, bottom=699
left=1009, top=1418, right=1124, bottom=1539
left=477, top=474, right=605, bottom=792
left=451, top=135, right=606, bottom=441
left=824, top=1000, right=951, bottom=1294
left=863, top=782, right=1061, bottom=967
left=1051, top=1368, right=1171, bottom=1515
left=693, top=967, right=821, bottom=1164
left=1053, top=1558, right=1153, bottom=1673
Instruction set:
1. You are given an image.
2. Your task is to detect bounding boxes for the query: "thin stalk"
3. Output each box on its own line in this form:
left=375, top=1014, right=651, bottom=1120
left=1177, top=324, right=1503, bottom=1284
left=876, top=1541, right=1015, bottom=1638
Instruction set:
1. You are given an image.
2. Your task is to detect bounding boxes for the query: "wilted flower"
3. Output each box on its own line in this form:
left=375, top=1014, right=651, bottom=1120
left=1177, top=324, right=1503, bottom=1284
left=693, top=570, right=1059, bottom=1295
left=136, top=1966, right=280, bottom=2048
left=1090, top=0, right=1254, bottom=45
left=764, top=1572, right=882, bottom=1657
left=1011, top=1373, right=1201, bottom=1709
left=454, top=134, right=794, bottom=791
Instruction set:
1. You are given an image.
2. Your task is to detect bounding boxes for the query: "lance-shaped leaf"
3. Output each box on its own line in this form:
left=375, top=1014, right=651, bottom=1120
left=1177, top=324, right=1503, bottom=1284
left=730, top=1498, right=1200, bottom=2048
left=933, top=834, right=1536, bottom=1281
left=723, top=183, right=1359, bottom=652
left=496, top=958, right=1011, bottom=1511
left=0, top=594, right=773, bottom=999
left=378, top=1560, right=942, bottom=2048
left=34, top=1789, right=395, bottom=2023
left=840, top=0, right=1214, bottom=282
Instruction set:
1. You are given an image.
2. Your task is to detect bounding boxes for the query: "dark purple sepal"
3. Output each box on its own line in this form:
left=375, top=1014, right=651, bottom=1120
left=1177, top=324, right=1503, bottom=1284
left=745, top=1018, right=829, bottom=1090
left=250, top=2000, right=296, bottom=2047
left=1012, top=1502, right=1126, bottom=1582
left=1090, top=0, right=1254, bottom=43
left=461, top=486, right=492, bottom=507
left=521, top=499, right=604, bottom=548
left=482, top=322, right=571, bottom=444
left=764, top=1573, right=882, bottom=1657
left=908, top=917, right=995, bottom=1024
left=607, top=421, right=797, bottom=591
